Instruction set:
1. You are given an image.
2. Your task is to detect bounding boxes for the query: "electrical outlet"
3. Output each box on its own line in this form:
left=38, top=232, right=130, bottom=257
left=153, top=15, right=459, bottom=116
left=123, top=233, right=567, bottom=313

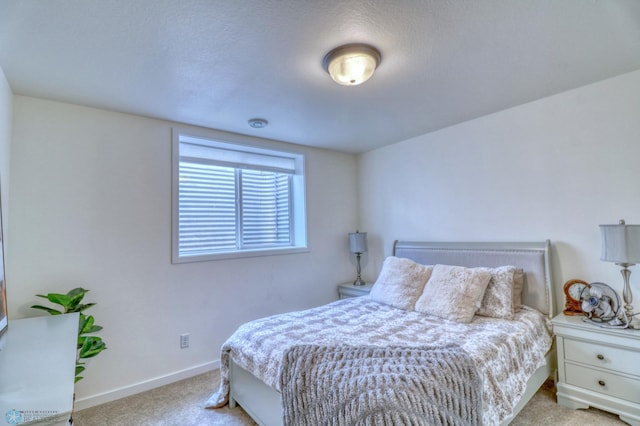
left=180, top=333, right=190, bottom=349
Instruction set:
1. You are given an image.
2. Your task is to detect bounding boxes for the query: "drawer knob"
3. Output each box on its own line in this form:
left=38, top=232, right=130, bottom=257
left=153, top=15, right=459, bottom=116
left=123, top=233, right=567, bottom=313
left=596, top=354, right=604, bottom=360
left=598, top=380, right=606, bottom=387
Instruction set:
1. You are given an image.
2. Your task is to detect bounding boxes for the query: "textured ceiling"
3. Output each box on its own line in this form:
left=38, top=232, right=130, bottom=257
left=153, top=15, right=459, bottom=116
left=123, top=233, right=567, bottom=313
left=1, top=1, right=639, bottom=153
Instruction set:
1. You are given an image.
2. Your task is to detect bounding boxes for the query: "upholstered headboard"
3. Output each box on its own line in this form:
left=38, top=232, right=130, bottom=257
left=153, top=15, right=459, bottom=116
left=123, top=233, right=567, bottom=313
left=393, top=240, right=554, bottom=318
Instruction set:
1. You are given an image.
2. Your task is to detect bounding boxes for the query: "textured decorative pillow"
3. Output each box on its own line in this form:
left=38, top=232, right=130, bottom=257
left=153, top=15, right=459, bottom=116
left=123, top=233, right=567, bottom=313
left=513, top=268, right=525, bottom=311
left=369, top=256, right=433, bottom=310
left=476, top=266, right=517, bottom=320
left=414, top=264, right=491, bottom=323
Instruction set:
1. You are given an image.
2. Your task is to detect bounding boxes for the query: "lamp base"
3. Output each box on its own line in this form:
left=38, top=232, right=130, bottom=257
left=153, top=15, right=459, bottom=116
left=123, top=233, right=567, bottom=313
left=626, top=315, right=640, bottom=330
left=620, top=266, right=640, bottom=330
left=353, top=251, right=365, bottom=286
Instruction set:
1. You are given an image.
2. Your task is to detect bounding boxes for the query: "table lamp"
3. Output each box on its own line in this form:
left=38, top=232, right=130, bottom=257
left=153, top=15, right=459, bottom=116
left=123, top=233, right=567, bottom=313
left=349, top=230, right=368, bottom=286
left=600, top=219, right=640, bottom=329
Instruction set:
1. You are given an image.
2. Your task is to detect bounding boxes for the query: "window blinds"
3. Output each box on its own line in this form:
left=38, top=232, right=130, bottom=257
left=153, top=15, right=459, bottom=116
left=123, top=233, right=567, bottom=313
left=177, top=142, right=294, bottom=257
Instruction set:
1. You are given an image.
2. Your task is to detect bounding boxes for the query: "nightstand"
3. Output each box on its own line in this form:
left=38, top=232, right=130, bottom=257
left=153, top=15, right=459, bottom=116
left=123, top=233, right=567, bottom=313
left=552, top=314, right=640, bottom=425
left=337, top=282, right=374, bottom=299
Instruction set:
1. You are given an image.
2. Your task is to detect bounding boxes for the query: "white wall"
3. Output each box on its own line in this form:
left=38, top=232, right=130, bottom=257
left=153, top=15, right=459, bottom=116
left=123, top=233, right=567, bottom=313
left=358, top=69, right=640, bottom=315
left=0, top=67, right=11, bottom=236
left=7, top=96, right=359, bottom=407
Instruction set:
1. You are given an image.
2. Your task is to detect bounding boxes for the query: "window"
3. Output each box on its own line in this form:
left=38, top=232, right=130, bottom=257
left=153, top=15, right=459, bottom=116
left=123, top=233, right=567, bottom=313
left=172, top=130, right=307, bottom=263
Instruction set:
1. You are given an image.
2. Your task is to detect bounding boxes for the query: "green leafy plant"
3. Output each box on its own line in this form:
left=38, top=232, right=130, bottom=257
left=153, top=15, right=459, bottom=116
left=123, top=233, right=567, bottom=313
left=31, top=287, right=107, bottom=382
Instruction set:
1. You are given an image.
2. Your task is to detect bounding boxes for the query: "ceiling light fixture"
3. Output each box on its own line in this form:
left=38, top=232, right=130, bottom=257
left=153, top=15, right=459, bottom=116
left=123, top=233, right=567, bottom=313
left=323, top=43, right=381, bottom=86
left=248, top=118, right=268, bottom=129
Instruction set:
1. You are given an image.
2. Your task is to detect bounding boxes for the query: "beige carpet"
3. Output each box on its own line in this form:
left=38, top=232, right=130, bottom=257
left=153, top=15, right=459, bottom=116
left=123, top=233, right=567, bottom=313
left=73, top=370, right=626, bottom=425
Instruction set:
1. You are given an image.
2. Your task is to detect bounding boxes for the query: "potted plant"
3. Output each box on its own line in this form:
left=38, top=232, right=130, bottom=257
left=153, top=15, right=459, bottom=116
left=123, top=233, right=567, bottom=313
left=31, top=287, right=107, bottom=382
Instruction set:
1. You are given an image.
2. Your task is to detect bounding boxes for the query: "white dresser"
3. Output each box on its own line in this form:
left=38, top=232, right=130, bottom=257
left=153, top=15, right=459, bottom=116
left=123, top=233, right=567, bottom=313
left=553, top=314, right=640, bottom=425
left=0, top=313, right=78, bottom=426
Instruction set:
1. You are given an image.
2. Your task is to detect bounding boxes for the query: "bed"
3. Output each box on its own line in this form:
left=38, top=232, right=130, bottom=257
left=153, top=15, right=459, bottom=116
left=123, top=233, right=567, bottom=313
left=206, top=240, right=556, bottom=425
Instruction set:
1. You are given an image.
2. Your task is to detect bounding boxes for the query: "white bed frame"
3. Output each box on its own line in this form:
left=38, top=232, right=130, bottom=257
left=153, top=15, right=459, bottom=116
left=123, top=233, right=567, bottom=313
left=228, top=240, right=557, bottom=426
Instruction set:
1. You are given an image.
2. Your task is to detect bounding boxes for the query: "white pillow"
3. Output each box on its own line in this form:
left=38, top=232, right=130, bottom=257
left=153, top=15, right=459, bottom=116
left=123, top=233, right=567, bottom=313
left=476, top=266, right=517, bottom=320
left=414, top=264, right=491, bottom=323
left=369, top=256, right=433, bottom=310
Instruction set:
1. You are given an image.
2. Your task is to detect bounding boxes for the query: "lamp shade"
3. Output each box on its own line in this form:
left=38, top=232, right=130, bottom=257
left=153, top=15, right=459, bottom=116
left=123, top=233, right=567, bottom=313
left=600, top=222, right=640, bottom=264
left=349, top=231, right=368, bottom=254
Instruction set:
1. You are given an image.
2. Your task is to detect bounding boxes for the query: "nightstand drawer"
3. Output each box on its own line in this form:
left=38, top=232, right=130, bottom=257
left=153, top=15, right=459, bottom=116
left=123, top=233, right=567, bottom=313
left=565, top=363, right=640, bottom=404
left=337, top=283, right=374, bottom=299
left=564, top=338, right=640, bottom=376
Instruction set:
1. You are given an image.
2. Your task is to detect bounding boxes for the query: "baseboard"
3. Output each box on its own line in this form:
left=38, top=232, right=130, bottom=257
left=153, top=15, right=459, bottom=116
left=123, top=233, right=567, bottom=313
left=73, top=360, right=220, bottom=411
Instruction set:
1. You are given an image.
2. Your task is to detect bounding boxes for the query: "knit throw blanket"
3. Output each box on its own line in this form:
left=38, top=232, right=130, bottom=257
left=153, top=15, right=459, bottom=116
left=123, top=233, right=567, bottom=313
left=279, top=344, right=482, bottom=426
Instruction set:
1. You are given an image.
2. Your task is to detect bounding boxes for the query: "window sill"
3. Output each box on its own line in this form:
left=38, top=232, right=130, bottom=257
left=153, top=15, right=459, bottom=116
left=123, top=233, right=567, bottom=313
left=172, top=246, right=309, bottom=264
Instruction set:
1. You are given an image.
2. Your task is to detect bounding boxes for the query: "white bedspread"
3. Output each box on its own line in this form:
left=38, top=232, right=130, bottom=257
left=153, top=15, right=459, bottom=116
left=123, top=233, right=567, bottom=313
left=207, top=297, right=552, bottom=424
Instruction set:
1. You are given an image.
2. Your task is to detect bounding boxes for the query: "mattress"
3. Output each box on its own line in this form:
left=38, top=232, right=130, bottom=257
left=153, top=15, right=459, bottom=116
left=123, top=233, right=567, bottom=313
left=207, top=296, right=552, bottom=424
